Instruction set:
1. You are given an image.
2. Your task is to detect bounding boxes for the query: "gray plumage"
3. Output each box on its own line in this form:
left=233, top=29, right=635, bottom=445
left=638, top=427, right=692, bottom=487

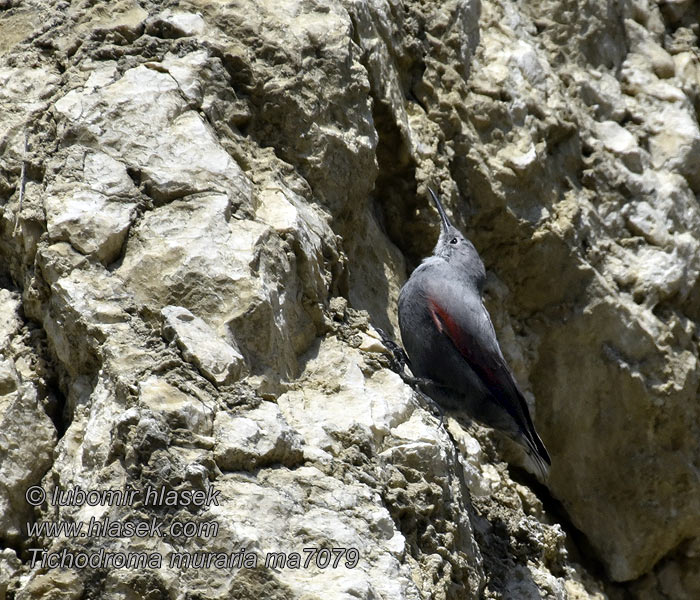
left=398, top=189, right=551, bottom=478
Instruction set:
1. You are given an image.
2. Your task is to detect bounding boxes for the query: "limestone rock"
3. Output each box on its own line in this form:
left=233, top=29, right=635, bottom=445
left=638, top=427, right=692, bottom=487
left=146, top=9, right=206, bottom=38
left=0, top=548, right=21, bottom=600
left=161, top=306, right=245, bottom=385
left=213, top=401, right=303, bottom=471
left=54, top=62, right=251, bottom=203
left=0, top=66, right=59, bottom=166
left=0, top=291, right=56, bottom=546
left=44, top=147, right=137, bottom=264
left=280, top=336, right=485, bottom=598
left=277, top=336, right=415, bottom=459
left=139, top=376, right=213, bottom=437
left=204, top=467, right=420, bottom=599
left=592, top=120, right=642, bottom=171
left=117, top=193, right=313, bottom=378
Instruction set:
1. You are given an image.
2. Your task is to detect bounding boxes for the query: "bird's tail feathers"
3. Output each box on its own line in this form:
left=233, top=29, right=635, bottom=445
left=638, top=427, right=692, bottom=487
left=522, top=434, right=551, bottom=481
left=513, top=389, right=551, bottom=481
left=525, top=446, right=550, bottom=481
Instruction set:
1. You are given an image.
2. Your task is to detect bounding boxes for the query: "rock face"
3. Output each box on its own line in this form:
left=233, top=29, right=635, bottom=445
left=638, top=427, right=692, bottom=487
left=1, top=0, right=699, bottom=598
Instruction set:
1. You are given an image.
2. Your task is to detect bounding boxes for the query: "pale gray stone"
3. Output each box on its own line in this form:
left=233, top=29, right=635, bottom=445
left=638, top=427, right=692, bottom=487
left=0, top=301, right=56, bottom=546
left=44, top=148, right=137, bottom=263
left=139, top=375, right=213, bottom=435
left=213, top=401, right=303, bottom=471
left=161, top=306, right=245, bottom=385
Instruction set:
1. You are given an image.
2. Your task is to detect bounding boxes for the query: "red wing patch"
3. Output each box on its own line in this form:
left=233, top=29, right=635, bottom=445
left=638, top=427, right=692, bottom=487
left=428, top=298, right=459, bottom=342
left=428, top=298, right=498, bottom=388
left=428, top=298, right=550, bottom=467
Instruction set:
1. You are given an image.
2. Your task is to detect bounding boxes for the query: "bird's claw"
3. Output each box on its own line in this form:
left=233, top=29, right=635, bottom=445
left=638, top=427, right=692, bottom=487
left=397, top=372, right=446, bottom=424
left=375, top=327, right=411, bottom=373
left=374, top=327, right=444, bottom=424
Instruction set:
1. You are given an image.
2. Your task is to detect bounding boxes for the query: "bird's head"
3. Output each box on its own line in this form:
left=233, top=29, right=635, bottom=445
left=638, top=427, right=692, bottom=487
left=429, top=188, right=486, bottom=289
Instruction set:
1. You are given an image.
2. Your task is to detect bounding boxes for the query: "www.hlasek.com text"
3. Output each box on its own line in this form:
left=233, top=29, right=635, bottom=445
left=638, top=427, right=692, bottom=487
left=27, top=515, right=219, bottom=539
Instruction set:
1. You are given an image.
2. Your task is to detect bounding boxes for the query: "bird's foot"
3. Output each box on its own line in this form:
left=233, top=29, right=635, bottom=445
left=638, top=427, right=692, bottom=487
left=418, top=390, right=445, bottom=425
left=375, top=327, right=411, bottom=374
left=396, top=371, right=430, bottom=388
left=398, top=374, right=446, bottom=423
left=414, top=391, right=445, bottom=424
left=374, top=328, right=444, bottom=424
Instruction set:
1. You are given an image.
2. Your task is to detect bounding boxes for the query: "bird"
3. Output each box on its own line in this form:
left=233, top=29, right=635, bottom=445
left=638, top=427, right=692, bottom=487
left=397, top=188, right=551, bottom=479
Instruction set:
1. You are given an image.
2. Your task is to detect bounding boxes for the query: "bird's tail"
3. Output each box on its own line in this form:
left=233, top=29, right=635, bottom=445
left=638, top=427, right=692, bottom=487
left=520, top=431, right=551, bottom=481
left=524, top=444, right=550, bottom=481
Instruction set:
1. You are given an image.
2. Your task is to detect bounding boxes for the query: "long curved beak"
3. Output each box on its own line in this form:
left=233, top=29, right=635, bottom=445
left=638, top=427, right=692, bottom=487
left=428, top=187, right=451, bottom=232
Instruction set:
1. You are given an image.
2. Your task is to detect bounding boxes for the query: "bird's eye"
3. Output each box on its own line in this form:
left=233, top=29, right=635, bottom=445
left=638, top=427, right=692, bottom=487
left=450, top=237, right=458, bottom=244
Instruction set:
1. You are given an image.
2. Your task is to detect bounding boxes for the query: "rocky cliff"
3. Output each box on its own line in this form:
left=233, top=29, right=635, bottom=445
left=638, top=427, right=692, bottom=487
left=1, top=0, right=699, bottom=598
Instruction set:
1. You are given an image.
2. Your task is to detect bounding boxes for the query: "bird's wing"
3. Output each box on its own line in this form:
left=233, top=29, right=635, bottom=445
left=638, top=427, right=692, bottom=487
left=426, top=291, right=551, bottom=466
